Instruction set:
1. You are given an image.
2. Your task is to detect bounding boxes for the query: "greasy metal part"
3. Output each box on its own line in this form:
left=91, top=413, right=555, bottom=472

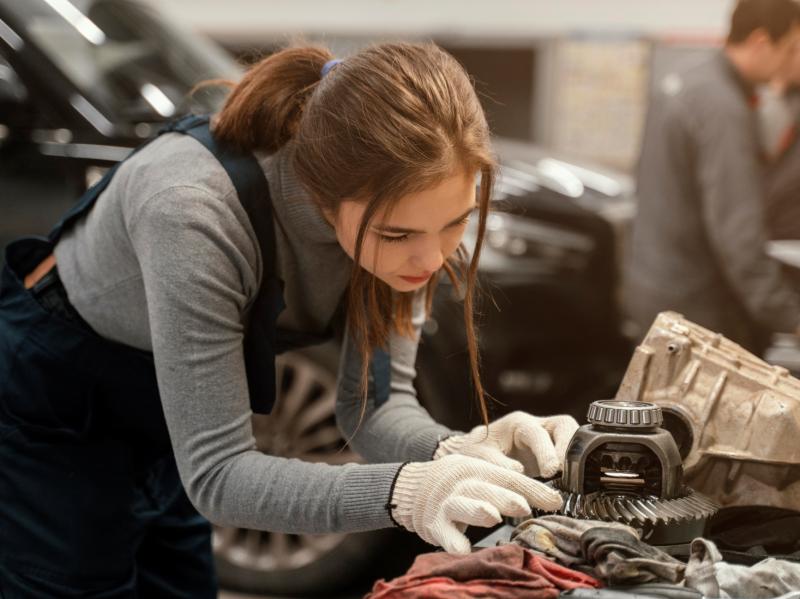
left=549, top=399, right=718, bottom=545
left=550, top=481, right=718, bottom=545
left=562, top=424, right=682, bottom=498
left=615, top=311, right=800, bottom=510
left=563, top=400, right=683, bottom=498
left=587, top=400, right=663, bottom=429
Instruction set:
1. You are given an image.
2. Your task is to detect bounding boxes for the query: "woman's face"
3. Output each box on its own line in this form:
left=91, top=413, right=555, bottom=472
left=333, top=170, right=477, bottom=292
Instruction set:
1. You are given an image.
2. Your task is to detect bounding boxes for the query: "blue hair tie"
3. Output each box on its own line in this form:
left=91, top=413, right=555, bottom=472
left=321, top=59, right=343, bottom=78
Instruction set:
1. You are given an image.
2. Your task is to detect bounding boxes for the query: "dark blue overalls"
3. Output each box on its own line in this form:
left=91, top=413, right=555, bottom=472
left=0, top=115, right=391, bottom=598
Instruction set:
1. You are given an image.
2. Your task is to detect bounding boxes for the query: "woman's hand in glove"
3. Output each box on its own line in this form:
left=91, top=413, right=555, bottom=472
left=434, top=411, right=579, bottom=478
left=390, top=454, right=564, bottom=554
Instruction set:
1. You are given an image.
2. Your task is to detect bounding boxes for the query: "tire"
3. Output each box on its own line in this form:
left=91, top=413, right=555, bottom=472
left=212, top=343, right=393, bottom=597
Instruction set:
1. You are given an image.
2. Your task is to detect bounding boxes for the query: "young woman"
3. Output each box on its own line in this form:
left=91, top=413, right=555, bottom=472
left=0, top=42, right=578, bottom=597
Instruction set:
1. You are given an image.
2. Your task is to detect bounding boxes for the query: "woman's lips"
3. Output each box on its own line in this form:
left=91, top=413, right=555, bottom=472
left=399, top=273, right=433, bottom=284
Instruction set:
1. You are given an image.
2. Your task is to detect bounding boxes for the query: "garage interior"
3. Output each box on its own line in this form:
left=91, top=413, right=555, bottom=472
left=1, top=1, right=800, bottom=598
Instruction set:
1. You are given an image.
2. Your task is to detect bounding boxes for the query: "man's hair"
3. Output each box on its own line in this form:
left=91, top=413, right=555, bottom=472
left=728, top=0, right=800, bottom=44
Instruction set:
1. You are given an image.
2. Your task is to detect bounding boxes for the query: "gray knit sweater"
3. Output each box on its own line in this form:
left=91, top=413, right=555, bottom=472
left=53, top=131, right=452, bottom=534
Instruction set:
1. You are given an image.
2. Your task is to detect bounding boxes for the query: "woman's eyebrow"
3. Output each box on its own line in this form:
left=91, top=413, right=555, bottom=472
left=372, top=205, right=477, bottom=234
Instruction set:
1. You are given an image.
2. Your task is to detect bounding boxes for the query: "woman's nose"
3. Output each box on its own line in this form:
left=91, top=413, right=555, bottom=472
left=412, top=237, right=445, bottom=272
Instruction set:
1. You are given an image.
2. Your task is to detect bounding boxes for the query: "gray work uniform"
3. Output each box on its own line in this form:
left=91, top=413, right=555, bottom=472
left=762, top=88, right=800, bottom=240
left=625, top=51, right=800, bottom=353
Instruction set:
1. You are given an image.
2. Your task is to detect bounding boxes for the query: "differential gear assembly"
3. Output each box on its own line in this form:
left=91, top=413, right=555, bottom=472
left=547, top=399, right=718, bottom=545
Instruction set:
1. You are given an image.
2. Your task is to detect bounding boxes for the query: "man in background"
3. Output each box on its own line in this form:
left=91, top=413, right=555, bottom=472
left=626, top=0, right=800, bottom=354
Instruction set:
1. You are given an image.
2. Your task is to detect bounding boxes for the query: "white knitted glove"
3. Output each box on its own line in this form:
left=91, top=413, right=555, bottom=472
left=434, top=411, right=579, bottom=478
left=389, top=454, right=564, bottom=554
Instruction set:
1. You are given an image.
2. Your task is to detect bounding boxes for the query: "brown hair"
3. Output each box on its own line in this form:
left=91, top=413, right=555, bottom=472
left=214, top=42, right=496, bottom=426
left=727, top=0, right=800, bottom=44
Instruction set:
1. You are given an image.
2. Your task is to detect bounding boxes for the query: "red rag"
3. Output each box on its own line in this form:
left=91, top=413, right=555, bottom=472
left=366, top=543, right=600, bottom=599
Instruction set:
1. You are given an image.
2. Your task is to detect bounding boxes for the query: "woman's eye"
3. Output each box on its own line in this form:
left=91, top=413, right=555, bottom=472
left=379, top=233, right=410, bottom=243
left=374, top=215, right=469, bottom=243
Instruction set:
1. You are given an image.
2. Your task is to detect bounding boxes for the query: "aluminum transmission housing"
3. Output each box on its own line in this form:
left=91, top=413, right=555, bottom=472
left=614, top=311, right=800, bottom=511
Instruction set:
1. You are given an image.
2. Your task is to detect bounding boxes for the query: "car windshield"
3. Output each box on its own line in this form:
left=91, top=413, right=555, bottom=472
left=7, top=0, right=240, bottom=120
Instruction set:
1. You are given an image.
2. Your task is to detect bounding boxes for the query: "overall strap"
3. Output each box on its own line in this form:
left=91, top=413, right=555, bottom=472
left=371, top=347, right=391, bottom=408
left=48, top=159, right=124, bottom=244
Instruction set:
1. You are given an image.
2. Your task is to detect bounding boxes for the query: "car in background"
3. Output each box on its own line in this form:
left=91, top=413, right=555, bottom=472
left=0, top=0, right=236, bottom=249
left=0, top=0, right=635, bottom=595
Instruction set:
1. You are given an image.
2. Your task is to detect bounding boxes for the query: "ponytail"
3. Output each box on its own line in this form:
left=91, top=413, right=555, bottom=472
left=214, top=46, right=333, bottom=153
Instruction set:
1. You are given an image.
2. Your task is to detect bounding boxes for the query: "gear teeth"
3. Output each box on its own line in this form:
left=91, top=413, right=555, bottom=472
left=656, top=498, right=683, bottom=523
left=612, top=496, right=638, bottom=522
left=547, top=481, right=719, bottom=530
left=631, top=497, right=658, bottom=522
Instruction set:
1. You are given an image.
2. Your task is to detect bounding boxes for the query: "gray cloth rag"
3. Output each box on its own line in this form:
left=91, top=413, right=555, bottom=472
left=510, top=515, right=630, bottom=566
left=685, top=538, right=800, bottom=599
left=581, top=526, right=686, bottom=585
left=509, top=515, right=685, bottom=585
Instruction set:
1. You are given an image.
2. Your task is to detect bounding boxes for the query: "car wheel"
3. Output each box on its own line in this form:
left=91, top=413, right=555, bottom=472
left=212, top=344, right=393, bottom=597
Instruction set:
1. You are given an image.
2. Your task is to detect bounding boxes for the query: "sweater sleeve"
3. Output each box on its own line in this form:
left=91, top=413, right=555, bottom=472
left=129, top=185, right=400, bottom=533
left=335, top=291, right=455, bottom=463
